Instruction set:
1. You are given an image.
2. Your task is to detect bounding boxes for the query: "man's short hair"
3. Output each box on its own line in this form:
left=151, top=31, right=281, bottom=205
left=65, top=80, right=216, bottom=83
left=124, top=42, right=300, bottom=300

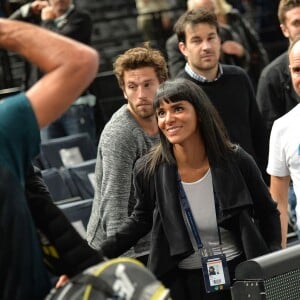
left=113, top=44, right=168, bottom=89
left=278, top=0, right=300, bottom=24
left=174, top=8, right=219, bottom=44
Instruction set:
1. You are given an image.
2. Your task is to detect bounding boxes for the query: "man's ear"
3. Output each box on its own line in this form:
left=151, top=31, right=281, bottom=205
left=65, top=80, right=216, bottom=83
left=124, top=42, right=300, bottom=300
left=280, top=24, right=290, bottom=39
left=178, top=41, right=187, bottom=57
left=123, top=90, right=128, bottom=100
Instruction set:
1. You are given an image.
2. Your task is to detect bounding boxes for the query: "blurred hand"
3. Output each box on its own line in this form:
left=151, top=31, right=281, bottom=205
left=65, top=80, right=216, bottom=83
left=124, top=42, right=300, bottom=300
left=221, top=40, right=245, bottom=57
left=31, top=0, right=49, bottom=15
left=55, top=275, right=69, bottom=288
left=41, top=6, right=57, bottom=20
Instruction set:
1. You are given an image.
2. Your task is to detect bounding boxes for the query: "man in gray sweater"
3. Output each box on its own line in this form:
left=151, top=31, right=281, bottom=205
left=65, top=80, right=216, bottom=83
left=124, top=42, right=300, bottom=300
left=87, top=46, right=168, bottom=264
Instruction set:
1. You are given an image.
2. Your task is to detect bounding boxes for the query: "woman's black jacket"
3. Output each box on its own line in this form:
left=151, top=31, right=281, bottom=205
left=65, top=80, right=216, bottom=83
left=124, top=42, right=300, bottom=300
left=101, top=146, right=281, bottom=279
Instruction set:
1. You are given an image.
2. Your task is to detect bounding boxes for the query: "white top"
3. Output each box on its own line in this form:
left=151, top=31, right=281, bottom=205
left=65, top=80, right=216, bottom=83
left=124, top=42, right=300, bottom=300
left=267, top=103, right=300, bottom=228
left=178, top=169, right=241, bottom=269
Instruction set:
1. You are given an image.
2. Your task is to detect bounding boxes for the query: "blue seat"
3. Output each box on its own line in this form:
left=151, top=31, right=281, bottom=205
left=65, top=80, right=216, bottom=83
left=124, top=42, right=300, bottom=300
left=58, top=198, right=93, bottom=239
left=41, top=168, right=80, bottom=203
left=66, top=159, right=96, bottom=200
left=40, top=133, right=97, bottom=169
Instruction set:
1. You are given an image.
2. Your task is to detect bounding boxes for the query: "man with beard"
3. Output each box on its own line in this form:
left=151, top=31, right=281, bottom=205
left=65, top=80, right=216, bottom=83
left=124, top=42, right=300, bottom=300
left=166, top=0, right=250, bottom=78
left=175, top=8, right=269, bottom=183
left=87, top=45, right=168, bottom=265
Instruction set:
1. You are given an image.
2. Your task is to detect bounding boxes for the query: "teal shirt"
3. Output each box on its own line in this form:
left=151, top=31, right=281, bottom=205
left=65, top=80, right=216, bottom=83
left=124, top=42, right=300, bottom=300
left=0, top=92, right=40, bottom=186
left=0, top=93, right=51, bottom=299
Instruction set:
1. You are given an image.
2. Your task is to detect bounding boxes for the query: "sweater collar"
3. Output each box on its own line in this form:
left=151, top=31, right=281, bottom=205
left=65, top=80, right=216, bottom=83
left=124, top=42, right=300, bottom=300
left=184, top=63, right=223, bottom=82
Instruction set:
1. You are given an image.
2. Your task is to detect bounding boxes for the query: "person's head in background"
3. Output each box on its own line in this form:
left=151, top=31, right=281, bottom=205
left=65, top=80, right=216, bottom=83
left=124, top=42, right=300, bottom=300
left=113, top=45, right=168, bottom=122
left=174, top=9, right=221, bottom=80
left=187, top=0, right=216, bottom=12
left=278, top=0, right=300, bottom=43
left=288, top=35, right=300, bottom=94
left=187, top=0, right=234, bottom=22
left=214, top=0, right=232, bottom=16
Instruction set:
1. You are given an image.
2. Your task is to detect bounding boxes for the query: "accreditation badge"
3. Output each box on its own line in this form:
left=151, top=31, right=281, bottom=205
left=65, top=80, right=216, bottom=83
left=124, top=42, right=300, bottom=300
left=201, top=254, right=231, bottom=293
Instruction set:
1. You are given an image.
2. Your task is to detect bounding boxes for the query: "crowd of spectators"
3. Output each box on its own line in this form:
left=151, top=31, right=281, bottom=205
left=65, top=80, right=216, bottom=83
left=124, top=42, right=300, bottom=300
left=0, top=1, right=299, bottom=299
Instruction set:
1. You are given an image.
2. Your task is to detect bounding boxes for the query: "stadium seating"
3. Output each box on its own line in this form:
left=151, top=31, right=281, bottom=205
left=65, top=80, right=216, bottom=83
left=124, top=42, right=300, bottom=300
left=39, top=133, right=97, bottom=169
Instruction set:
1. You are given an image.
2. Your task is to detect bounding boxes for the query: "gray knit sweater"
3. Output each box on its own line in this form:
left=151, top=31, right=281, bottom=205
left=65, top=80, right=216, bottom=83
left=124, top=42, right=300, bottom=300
left=87, top=104, right=159, bottom=258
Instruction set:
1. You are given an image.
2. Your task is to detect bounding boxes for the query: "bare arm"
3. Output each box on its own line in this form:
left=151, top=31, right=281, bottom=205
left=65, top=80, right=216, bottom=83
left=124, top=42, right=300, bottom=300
left=0, top=19, right=99, bottom=128
left=269, top=175, right=290, bottom=248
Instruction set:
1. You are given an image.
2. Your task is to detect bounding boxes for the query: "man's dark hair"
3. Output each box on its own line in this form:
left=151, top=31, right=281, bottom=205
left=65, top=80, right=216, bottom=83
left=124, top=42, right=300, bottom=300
left=174, top=8, right=220, bottom=44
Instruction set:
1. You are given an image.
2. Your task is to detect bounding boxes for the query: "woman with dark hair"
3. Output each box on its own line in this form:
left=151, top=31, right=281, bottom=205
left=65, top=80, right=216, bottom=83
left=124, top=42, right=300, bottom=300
left=100, top=78, right=281, bottom=300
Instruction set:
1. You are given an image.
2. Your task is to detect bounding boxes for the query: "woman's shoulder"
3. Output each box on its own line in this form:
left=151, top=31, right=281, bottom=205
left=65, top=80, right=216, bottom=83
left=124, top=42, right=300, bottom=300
left=232, top=144, right=249, bottom=156
left=134, top=152, right=152, bottom=175
left=230, top=145, right=259, bottom=177
left=135, top=153, right=150, bottom=166
left=134, top=151, right=176, bottom=180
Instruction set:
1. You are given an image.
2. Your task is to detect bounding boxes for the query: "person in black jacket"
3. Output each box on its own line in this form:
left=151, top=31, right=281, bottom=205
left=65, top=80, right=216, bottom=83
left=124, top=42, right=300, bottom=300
left=256, top=0, right=300, bottom=139
left=99, top=78, right=281, bottom=300
left=214, top=0, right=269, bottom=90
left=256, top=0, right=300, bottom=238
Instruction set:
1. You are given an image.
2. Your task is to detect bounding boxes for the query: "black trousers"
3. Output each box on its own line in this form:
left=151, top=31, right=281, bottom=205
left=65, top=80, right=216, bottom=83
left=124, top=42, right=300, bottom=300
left=162, top=254, right=244, bottom=300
